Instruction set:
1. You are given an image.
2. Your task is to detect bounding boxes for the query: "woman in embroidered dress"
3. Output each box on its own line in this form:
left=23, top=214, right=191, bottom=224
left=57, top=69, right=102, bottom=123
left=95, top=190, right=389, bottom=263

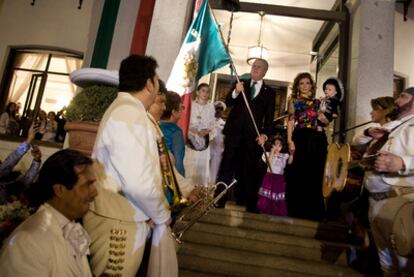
left=285, top=72, right=328, bottom=220
left=184, top=83, right=216, bottom=186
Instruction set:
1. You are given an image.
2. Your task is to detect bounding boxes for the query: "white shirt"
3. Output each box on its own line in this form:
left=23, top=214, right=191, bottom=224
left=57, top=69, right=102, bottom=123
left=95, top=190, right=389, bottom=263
left=352, top=120, right=401, bottom=146
left=0, top=203, right=92, bottom=277
left=44, top=203, right=90, bottom=277
left=262, top=152, right=289, bottom=174
left=189, top=101, right=216, bottom=135
left=364, top=114, right=414, bottom=193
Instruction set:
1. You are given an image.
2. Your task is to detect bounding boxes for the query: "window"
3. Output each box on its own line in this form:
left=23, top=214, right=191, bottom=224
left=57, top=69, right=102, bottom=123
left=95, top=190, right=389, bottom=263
left=0, top=48, right=83, bottom=143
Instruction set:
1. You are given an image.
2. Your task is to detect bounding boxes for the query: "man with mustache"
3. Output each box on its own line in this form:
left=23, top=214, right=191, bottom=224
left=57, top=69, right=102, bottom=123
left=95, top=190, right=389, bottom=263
left=0, top=149, right=97, bottom=277
left=364, top=87, right=414, bottom=274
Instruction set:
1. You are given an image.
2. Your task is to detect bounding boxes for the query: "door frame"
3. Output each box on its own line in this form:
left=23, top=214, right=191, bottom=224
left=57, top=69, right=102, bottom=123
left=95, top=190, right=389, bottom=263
left=209, top=0, right=350, bottom=142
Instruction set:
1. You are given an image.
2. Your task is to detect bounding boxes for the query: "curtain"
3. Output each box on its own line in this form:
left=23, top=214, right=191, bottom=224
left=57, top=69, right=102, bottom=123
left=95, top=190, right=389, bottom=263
left=65, top=57, right=83, bottom=96
left=9, top=54, right=48, bottom=103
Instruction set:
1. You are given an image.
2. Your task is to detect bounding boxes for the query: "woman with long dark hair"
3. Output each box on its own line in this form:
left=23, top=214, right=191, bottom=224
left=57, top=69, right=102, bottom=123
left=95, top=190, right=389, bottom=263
left=285, top=72, right=327, bottom=220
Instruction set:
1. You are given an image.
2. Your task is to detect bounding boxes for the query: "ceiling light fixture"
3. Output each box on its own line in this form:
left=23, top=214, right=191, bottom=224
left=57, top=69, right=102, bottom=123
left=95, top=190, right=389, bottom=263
left=247, top=11, right=268, bottom=65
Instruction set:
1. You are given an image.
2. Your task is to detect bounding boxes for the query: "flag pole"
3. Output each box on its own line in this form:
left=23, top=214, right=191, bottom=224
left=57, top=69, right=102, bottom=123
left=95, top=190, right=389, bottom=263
left=209, top=3, right=272, bottom=171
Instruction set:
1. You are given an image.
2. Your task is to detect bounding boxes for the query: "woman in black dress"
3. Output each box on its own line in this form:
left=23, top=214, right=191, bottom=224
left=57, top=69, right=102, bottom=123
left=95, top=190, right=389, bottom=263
left=285, top=72, right=328, bottom=221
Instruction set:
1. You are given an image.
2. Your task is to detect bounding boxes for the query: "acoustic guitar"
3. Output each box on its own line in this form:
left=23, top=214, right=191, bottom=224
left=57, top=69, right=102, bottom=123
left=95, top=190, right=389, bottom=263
left=322, top=129, right=391, bottom=199
left=322, top=143, right=379, bottom=198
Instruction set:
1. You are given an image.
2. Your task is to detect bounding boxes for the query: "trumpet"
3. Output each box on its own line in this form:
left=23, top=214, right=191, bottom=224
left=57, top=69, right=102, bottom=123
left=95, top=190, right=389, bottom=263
left=172, top=179, right=237, bottom=243
left=157, top=136, right=189, bottom=213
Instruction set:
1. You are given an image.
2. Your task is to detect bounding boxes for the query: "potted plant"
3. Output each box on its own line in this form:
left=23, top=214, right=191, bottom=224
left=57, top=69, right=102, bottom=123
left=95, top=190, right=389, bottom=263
left=65, top=84, right=118, bottom=156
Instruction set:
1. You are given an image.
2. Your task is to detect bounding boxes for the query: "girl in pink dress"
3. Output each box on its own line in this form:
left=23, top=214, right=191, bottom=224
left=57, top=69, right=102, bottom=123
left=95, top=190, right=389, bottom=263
left=257, top=136, right=293, bottom=216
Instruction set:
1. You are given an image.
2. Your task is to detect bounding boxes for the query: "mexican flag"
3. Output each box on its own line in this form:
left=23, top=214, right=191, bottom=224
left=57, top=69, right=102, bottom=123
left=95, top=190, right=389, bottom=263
left=166, top=0, right=231, bottom=140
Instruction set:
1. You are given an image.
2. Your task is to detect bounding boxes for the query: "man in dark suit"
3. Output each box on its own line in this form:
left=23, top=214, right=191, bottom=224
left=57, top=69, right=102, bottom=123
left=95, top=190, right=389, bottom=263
left=216, top=58, right=276, bottom=212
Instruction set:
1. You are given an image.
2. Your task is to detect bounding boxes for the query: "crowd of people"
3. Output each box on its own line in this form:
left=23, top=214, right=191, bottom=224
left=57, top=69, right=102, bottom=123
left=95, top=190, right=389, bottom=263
left=0, top=53, right=413, bottom=276
left=0, top=102, right=66, bottom=143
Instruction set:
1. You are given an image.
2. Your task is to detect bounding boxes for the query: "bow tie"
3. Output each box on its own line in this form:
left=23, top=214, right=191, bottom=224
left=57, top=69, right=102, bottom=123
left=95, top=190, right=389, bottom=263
left=63, top=222, right=91, bottom=257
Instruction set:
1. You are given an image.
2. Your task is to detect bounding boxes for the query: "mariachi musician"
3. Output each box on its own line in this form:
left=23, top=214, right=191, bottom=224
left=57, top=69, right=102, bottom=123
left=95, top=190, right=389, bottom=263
left=352, top=96, right=399, bottom=150
left=349, top=96, right=399, bottom=189
left=362, top=87, right=414, bottom=274
left=84, top=55, right=174, bottom=277
left=147, top=82, right=202, bottom=207
left=337, top=96, right=400, bottom=270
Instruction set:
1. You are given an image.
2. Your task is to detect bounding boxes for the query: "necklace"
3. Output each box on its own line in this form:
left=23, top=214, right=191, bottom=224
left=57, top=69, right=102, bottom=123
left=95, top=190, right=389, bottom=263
left=194, top=101, right=207, bottom=121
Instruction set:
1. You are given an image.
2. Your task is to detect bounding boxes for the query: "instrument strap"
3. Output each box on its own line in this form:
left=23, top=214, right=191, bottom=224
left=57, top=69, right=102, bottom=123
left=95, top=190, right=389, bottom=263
left=147, top=113, right=164, bottom=139
left=366, top=117, right=412, bottom=155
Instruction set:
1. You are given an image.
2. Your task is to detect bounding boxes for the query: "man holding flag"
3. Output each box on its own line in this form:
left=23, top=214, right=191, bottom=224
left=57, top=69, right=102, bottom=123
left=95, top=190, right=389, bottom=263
left=168, top=0, right=276, bottom=214
left=215, top=58, right=276, bottom=213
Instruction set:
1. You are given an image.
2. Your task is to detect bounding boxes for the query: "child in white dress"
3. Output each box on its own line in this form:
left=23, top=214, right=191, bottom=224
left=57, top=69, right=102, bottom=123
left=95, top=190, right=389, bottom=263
left=257, top=135, right=293, bottom=216
left=185, top=83, right=216, bottom=186
left=209, top=101, right=226, bottom=183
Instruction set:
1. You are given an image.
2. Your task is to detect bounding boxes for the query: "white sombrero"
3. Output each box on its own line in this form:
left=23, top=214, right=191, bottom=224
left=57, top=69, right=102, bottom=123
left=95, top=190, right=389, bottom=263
left=70, top=68, right=119, bottom=88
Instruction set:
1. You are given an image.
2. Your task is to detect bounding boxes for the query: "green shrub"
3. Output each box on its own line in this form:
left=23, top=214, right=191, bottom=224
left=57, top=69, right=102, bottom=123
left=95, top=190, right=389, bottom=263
left=65, top=85, right=118, bottom=122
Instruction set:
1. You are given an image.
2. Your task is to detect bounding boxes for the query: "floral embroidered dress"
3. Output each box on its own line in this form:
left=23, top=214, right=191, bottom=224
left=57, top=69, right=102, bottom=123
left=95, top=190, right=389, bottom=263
left=291, top=97, right=320, bottom=129
left=285, top=97, right=327, bottom=221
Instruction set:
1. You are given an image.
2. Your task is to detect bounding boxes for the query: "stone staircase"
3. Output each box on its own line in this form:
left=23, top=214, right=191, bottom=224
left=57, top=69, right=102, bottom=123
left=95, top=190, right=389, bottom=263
left=177, top=204, right=363, bottom=276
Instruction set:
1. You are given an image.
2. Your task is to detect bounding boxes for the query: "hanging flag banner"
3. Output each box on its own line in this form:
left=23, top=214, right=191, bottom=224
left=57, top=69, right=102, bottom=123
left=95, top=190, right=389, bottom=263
left=167, top=0, right=231, bottom=138
left=167, top=0, right=230, bottom=95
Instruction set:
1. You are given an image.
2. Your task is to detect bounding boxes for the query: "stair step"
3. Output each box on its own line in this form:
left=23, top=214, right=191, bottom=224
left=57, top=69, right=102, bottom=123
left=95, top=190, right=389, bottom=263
left=177, top=205, right=363, bottom=276
left=180, top=222, right=349, bottom=266
left=179, top=255, right=315, bottom=277
left=179, top=269, right=225, bottom=277
left=178, top=242, right=362, bottom=276
left=193, top=209, right=350, bottom=243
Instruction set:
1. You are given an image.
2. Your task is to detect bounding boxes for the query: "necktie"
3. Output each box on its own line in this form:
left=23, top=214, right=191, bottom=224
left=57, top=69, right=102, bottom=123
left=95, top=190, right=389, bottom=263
left=63, top=222, right=91, bottom=256
left=250, top=81, right=257, bottom=99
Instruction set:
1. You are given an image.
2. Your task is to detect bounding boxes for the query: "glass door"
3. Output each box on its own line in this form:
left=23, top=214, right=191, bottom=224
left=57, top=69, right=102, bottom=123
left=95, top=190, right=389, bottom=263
left=20, top=73, right=47, bottom=136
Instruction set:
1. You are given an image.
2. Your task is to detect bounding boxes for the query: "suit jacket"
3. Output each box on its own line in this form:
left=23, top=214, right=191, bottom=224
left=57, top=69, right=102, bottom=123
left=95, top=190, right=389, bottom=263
left=223, top=79, right=276, bottom=142
left=0, top=204, right=92, bottom=277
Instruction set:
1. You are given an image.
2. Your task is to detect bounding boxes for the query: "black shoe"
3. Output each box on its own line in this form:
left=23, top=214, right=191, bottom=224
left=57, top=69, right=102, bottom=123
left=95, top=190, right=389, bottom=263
left=246, top=207, right=259, bottom=213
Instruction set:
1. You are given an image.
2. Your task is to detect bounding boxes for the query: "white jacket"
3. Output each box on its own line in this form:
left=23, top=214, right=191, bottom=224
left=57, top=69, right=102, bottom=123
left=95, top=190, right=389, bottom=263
left=0, top=204, right=92, bottom=277
left=91, top=92, right=170, bottom=224
left=365, top=114, right=414, bottom=192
